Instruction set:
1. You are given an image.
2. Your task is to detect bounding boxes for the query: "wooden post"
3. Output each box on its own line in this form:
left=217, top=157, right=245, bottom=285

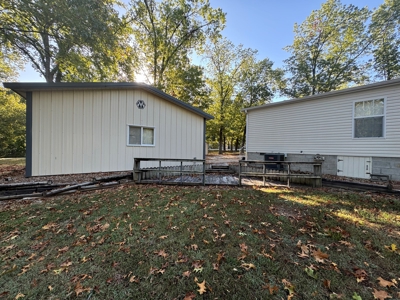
left=263, top=163, right=266, bottom=186
left=287, top=163, right=291, bottom=187
left=239, top=161, right=242, bottom=186
left=158, top=160, right=161, bottom=183
left=202, top=161, right=206, bottom=186
left=133, top=158, right=140, bottom=182
left=180, top=161, right=183, bottom=184
left=313, top=163, right=322, bottom=187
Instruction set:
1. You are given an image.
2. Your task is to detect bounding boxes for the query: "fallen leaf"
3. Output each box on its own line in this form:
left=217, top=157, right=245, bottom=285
left=184, top=291, right=196, bottom=300
left=183, top=270, right=191, bottom=277
left=305, top=267, right=318, bottom=279
left=158, top=235, right=168, bottom=239
left=354, top=268, right=368, bottom=283
left=129, top=276, right=139, bottom=283
left=352, top=292, right=362, bottom=300
left=15, top=293, right=24, bottom=299
left=58, top=246, right=69, bottom=254
left=323, top=279, right=331, bottom=289
left=384, top=244, right=397, bottom=252
left=48, top=286, right=53, bottom=291
left=197, top=280, right=207, bottom=295
left=75, top=282, right=91, bottom=296
left=60, top=260, right=72, bottom=268
left=241, top=263, right=256, bottom=271
left=377, top=277, right=396, bottom=288
left=26, top=253, right=36, bottom=261
left=263, top=284, right=279, bottom=295
left=154, top=250, right=168, bottom=258
left=372, top=289, right=392, bottom=300
left=312, top=249, right=329, bottom=263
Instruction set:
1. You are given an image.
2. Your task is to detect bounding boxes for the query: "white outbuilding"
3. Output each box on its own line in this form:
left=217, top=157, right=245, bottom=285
left=243, top=79, right=400, bottom=181
left=4, top=82, right=213, bottom=177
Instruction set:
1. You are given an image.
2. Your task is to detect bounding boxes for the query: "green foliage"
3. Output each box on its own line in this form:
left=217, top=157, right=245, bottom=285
left=0, top=88, right=25, bottom=158
left=205, top=39, right=283, bottom=152
left=0, top=45, right=24, bottom=82
left=284, top=0, right=371, bottom=98
left=205, top=38, right=255, bottom=153
left=370, top=0, right=400, bottom=80
left=0, top=0, right=136, bottom=82
left=128, top=0, right=225, bottom=97
left=163, top=62, right=211, bottom=110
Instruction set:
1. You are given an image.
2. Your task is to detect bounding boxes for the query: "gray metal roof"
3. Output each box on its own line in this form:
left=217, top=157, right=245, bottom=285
left=242, top=78, right=400, bottom=113
left=3, top=82, right=213, bottom=120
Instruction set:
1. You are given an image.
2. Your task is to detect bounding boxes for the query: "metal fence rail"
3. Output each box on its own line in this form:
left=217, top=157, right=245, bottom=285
left=133, top=158, right=206, bottom=185
left=238, top=160, right=323, bottom=187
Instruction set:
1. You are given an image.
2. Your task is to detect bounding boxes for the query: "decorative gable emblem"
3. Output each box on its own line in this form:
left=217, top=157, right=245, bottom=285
left=136, top=100, right=146, bottom=109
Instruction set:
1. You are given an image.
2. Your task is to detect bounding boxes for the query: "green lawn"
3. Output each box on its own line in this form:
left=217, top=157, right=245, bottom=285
left=1, top=184, right=399, bottom=299
left=0, top=158, right=25, bottom=166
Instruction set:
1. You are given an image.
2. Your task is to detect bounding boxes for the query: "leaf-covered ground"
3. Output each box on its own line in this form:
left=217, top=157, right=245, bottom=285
left=1, top=184, right=399, bottom=299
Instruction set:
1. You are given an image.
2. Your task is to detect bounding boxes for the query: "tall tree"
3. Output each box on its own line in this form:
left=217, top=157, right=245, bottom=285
left=0, top=44, right=25, bottom=82
left=128, top=0, right=225, bottom=90
left=0, top=0, right=136, bottom=82
left=370, top=0, right=400, bottom=80
left=163, top=61, right=211, bottom=110
left=284, top=0, right=371, bottom=98
left=205, top=38, right=256, bottom=154
left=235, top=57, right=285, bottom=147
left=0, top=47, right=25, bottom=158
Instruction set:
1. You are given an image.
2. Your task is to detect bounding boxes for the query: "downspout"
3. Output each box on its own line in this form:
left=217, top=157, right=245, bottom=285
left=203, top=118, right=206, bottom=159
left=25, top=92, right=33, bottom=177
left=244, top=109, right=248, bottom=159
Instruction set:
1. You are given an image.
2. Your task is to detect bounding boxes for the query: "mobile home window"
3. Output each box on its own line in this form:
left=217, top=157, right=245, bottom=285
left=128, top=126, right=154, bottom=146
left=354, top=99, right=385, bottom=138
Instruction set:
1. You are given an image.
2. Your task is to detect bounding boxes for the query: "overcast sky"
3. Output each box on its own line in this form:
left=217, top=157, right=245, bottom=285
left=18, top=0, right=385, bottom=82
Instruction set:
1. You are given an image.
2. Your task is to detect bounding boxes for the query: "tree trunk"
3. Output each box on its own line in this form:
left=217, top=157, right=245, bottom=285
left=242, top=125, right=246, bottom=148
left=223, top=135, right=226, bottom=152
left=218, top=126, right=223, bottom=154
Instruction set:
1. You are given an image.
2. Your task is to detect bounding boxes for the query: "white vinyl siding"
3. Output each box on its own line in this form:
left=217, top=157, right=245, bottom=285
left=246, top=84, right=400, bottom=158
left=31, top=89, right=204, bottom=176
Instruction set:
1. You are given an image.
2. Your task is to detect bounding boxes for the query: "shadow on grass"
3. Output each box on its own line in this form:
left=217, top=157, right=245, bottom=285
left=0, top=185, right=399, bottom=299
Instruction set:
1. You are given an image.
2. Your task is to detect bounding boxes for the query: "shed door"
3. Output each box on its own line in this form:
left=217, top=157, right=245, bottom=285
left=337, top=156, right=371, bottom=179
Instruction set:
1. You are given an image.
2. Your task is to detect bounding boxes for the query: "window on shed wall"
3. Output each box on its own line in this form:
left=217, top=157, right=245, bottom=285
left=128, top=126, right=154, bottom=146
left=354, top=99, right=385, bottom=138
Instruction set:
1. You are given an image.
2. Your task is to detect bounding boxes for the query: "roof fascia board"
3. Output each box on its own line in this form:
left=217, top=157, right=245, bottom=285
left=242, top=78, right=400, bottom=113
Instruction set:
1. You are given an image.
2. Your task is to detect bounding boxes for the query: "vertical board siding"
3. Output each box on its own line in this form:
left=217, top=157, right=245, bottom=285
left=31, top=89, right=205, bottom=175
left=247, top=85, right=400, bottom=158
left=82, top=91, right=93, bottom=173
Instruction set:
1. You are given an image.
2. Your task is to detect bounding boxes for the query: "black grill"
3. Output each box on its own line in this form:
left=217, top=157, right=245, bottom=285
left=264, top=153, right=285, bottom=170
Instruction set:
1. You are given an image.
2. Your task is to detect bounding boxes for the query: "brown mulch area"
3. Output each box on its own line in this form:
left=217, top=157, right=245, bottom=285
left=1, top=159, right=399, bottom=190
left=0, top=165, right=131, bottom=185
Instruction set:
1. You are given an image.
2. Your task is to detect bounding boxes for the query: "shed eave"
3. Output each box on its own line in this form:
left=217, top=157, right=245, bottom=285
left=3, top=82, right=214, bottom=120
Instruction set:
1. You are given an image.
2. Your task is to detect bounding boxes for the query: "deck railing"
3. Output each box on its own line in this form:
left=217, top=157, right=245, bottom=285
left=133, top=158, right=206, bottom=185
left=238, top=160, right=323, bottom=187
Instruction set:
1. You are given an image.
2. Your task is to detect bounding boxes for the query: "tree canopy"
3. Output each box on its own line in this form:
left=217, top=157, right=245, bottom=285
left=370, top=0, right=400, bottom=80
left=0, top=0, right=135, bottom=82
left=284, top=0, right=371, bottom=98
left=129, top=0, right=225, bottom=91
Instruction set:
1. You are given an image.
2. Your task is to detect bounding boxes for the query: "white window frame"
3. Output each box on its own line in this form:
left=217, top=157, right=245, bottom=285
left=127, top=125, right=155, bottom=146
left=352, top=98, right=386, bottom=139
